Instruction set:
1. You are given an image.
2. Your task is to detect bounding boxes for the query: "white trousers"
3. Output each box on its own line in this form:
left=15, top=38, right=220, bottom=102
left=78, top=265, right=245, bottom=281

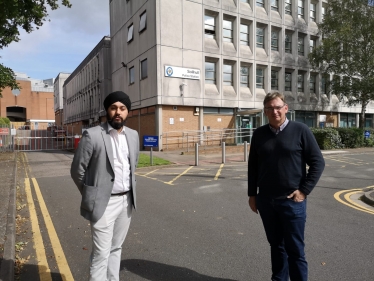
left=89, top=194, right=132, bottom=281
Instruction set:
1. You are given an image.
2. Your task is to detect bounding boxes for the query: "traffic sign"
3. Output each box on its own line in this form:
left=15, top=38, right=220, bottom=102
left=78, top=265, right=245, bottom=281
left=143, top=135, right=159, bottom=147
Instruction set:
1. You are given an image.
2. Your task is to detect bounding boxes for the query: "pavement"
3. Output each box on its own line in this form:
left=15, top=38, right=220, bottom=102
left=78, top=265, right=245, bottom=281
left=0, top=147, right=373, bottom=281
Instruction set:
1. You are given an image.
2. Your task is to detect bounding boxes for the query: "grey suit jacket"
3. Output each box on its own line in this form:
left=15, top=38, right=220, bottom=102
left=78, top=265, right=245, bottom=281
left=70, top=122, right=139, bottom=222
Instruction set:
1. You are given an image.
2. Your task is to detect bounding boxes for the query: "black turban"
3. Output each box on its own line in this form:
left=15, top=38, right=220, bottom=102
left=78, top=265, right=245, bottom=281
left=103, top=91, right=131, bottom=111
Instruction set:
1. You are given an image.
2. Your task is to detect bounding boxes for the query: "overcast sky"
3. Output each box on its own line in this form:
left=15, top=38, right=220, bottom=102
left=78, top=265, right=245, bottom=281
left=0, top=0, right=110, bottom=80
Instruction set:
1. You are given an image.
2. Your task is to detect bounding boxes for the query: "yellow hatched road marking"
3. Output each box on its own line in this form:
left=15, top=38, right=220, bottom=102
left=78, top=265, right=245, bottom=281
left=214, top=164, right=224, bottom=180
left=24, top=178, right=52, bottom=281
left=165, top=166, right=194, bottom=185
left=31, top=178, right=74, bottom=281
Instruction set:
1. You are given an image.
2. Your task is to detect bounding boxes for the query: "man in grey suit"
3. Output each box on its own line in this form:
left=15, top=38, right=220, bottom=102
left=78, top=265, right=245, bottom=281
left=71, top=91, right=139, bottom=281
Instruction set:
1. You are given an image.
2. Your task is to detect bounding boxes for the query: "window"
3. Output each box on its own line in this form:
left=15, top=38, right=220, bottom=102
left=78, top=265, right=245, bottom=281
left=205, top=15, right=215, bottom=39
left=310, top=3, right=316, bottom=22
left=271, top=0, right=279, bottom=11
left=322, top=5, right=326, bottom=20
left=310, top=38, right=316, bottom=52
left=127, top=24, right=134, bottom=42
left=271, top=70, right=278, bottom=90
left=140, top=59, right=147, bottom=79
left=223, top=64, right=233, bottom=86
left=129, top=67, right=135, bottom=84
left=256, top=68, right=264, bottom=89
left=205, top=61, right=216, bottom=84
left=256, top=27, right=264, bottom=48
left=223, top=19, right=233, bottom=43
left=310, top=74, right=316, bottom=93
left=340, top=113, right=356, bottom=128
left=298, top=0, right=304, bottom=18
left=240, top=24, right=249, bottom=46
left=285, top=32, right=292, bottom=53
left=298, top=73, right=304, bottom=92
left=296, top=111, right=316, bottom=127
left=321, top=75, right=328, bottom=94
left=241, top=0, right=249, bottom=2
left=285, top=72, right=292, bottom=91
left=256, top=0, right=264, bottom=7
left=285, top=0, right=292, bottom=15
left=271, top=30, right=278, bottom=51
left=240, top=66, right=249, bottom=88
left=298, top=35, right=304, bottom=56
left=139, top=11, right=147, bottom=32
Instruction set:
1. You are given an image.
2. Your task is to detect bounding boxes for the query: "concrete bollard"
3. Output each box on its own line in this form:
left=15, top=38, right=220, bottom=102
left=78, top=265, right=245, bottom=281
left=195, top=143, right=199, bottom=166
left=222, top=142, right=226, bottom=164
left=244, top=141, right=248, bottom=162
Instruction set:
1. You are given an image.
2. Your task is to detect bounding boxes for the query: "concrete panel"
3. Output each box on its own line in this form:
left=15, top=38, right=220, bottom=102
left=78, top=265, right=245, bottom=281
left=183, top=1, right=203, bottom=51
left=160, top=0, right=182, bottom=48
left=222, top=0, right=238, bottom=13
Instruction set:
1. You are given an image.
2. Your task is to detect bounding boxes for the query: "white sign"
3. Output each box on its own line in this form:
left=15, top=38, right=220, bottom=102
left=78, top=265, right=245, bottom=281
left=165, top=65, right=200, bottom=80
left=170, top=118, right=174, bottom=125
left=319, top=115, right=326, bottom=122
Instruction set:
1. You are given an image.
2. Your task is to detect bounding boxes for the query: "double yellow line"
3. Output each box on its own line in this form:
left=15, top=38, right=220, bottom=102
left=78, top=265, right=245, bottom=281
left=334, top=186, right=374, bottom=215
left=22, top=153, right=74, bottom=281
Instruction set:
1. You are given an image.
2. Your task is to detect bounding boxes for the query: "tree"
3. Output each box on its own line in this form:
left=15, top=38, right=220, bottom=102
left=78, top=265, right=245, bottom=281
left=308, top=0, right=374, bottom=128
left=0, top=0, right=71, bottom=96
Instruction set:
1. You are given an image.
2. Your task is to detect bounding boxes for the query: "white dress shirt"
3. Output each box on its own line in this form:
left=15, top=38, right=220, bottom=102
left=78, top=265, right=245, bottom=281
left=108, top=125, right=131, bottom=193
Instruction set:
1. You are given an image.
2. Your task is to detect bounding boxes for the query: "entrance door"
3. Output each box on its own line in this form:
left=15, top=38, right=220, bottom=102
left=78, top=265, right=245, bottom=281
left=236, top=113, right=262, bottom=144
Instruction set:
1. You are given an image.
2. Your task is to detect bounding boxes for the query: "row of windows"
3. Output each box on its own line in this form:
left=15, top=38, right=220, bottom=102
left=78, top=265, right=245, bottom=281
left=128, top=59, right=148, bottom=84
left=205, top=61, right=329, bottom=94
left=127, top=11, right=147, bottom=43
left=206, top=14, right=317, bottom=55
left=241, top=0, right=323, bottom=20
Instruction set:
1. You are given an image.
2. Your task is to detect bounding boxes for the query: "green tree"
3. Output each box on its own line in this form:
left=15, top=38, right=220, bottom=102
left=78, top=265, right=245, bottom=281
left=0, top=0, right=72, bottom=96
left=308, top=0, right=374, bottom=128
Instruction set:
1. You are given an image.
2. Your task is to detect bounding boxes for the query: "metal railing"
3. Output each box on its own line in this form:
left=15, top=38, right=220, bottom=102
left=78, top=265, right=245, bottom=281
left=162, top=128, right=255, bottom=151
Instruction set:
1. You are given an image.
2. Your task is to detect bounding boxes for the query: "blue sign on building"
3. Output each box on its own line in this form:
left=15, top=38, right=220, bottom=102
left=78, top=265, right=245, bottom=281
left=143, top=135, right=159, bottom=147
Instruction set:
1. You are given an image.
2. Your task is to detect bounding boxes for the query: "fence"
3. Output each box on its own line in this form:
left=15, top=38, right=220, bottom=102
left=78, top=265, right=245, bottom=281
left=162, top=128, right=254, bottom=151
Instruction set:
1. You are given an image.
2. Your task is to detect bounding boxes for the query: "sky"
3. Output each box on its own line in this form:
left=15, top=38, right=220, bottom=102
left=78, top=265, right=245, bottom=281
left=0, top=0, right=110, bottom=80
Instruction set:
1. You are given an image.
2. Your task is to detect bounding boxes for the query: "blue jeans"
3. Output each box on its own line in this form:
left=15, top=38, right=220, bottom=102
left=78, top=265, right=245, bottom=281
left=256, top=194, right=308, bottom=281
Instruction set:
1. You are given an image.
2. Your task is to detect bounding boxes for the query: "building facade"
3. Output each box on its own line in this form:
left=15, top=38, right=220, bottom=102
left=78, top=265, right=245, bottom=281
left=54, top=72, right=70, bottom=126
left=0, top=72, right=55, bottom=129
left=63, top=36, right=112, bottom=135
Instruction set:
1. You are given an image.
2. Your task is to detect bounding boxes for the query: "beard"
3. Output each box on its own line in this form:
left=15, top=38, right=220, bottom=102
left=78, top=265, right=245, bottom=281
left=107, top=112, right=125, bottom=130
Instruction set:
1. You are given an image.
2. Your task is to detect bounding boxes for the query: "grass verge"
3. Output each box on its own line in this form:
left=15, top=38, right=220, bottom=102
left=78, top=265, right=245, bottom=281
left=138, top=153, right=171, bottom=168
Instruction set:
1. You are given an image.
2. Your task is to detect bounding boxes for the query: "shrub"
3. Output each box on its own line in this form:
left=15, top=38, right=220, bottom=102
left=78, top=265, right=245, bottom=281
left=335, top=128, right=364, bottom=148
left=311, top=128, right=344, bottom=150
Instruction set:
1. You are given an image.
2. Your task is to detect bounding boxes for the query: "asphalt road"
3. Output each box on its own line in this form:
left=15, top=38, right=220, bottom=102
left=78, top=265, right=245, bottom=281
left=15, top=150, right=374, bottom=281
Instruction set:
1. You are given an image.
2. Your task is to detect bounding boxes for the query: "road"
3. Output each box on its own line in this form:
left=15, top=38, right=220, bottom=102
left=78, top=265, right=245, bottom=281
left=15, top=150, right=374, bottom=281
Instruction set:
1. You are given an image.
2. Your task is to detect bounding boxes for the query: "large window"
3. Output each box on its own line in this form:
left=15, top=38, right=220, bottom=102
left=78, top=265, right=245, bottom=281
left=298, top=73, right=304, bottom=92
left=340, top=113, right=356, bottom=128
left=310, top=3, right=316, bottom=22
left=204, top=15, right=215, bottom=39
left=298, top=0, right=304, bottom=18
left=129, top=67, right=135, bottom=84
left=223, top=19, right=233, bottom=43
left=127, top=24, right=134, bottom=42
left=285, top=32, right=292, bottom=53
left=256, top=68, right=264, bottom=89
left=310, top=38, right=316, bottom=53
left=240, top=66, right=250, bottom=88
left=271, top=0, right=279, bottom=11
left=205, top=61, right=216, bottom=84
left=285, top=72, right=292, bottom=91
left=271, top=70, right=278, bottom=90
left=139, top=11, right=147, bottom=32
left=285, top=0, right=292, bottom=15
left=310, top=74, right=316, bottom=93
left=240, top=24, right=249, bottom=46
left=296, top=111, right=316, bottom=127
left=223, top=64, right=233, bottom=86
left=140, top=59, right=147, bottom=79
left=256, top=0, right=264, bottom=7
left=271, top=30, right=278, bottom=51
left=256, top=27, right=264, bottom=48
left=298, top=35, right=304, bottom=56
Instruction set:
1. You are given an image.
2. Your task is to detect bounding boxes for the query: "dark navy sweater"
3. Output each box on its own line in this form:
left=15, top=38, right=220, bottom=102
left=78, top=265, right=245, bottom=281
left=248, top=121, right=325, bottom=198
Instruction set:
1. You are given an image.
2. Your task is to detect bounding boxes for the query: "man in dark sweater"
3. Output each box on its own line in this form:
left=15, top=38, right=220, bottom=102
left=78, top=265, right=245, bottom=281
left=248, top=92, right=325, bottom=281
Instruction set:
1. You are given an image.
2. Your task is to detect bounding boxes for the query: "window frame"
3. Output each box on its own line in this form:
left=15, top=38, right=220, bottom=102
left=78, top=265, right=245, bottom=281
left=223, top=64, right=233, bottom=86
left=285, top=32, right=292, bottom=54
left=205, top=61, right=216, bottom=85
left=298, top=35, right=305, bottom=56
left=139, top=11, right=147, bottom=33
left=129, top=66, right=135, bottom=85
left=127, top=24, right=134, bottom=43
left=223, top=19, right=233, bottom=43
left=240, top=23, right=249, bottom=46
left=271, top=0, right=279, bottom=11
left=204, top=14, right=216, bottom=39
left=271, top=70, right=279, bottom=90
left=310, top=74, right=316, bottom=93
left=298, top=73, right=304, bottom=92
left=140, top=59, right=148, bottom=80
left=285, top=72, right=292, bottom=91
left=285, top=0, right=292, bottom=15
left=240, top=66, right=250, bottom=88
left=256, top=0, right=264, bottom=8
left=256, top=27, right=265, bottom=48
left=271, top=30, right=278, bottom=51
left=256, top=68, right=264, bottom=89
left=298, top=0, right=305, bottom=19
left=310, top=3, right=316, bottom=22
left=310, top=38, right=316, bottom=53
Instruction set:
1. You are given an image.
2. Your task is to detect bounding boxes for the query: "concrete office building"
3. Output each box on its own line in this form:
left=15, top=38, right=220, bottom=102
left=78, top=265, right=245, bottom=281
left=63, top=36, right=112, bottom=135
left=107, top=0, right=374, bottom=150
left=54, top=72, right=70, bottom=126
left=0, top=72, right=55, bottom=129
